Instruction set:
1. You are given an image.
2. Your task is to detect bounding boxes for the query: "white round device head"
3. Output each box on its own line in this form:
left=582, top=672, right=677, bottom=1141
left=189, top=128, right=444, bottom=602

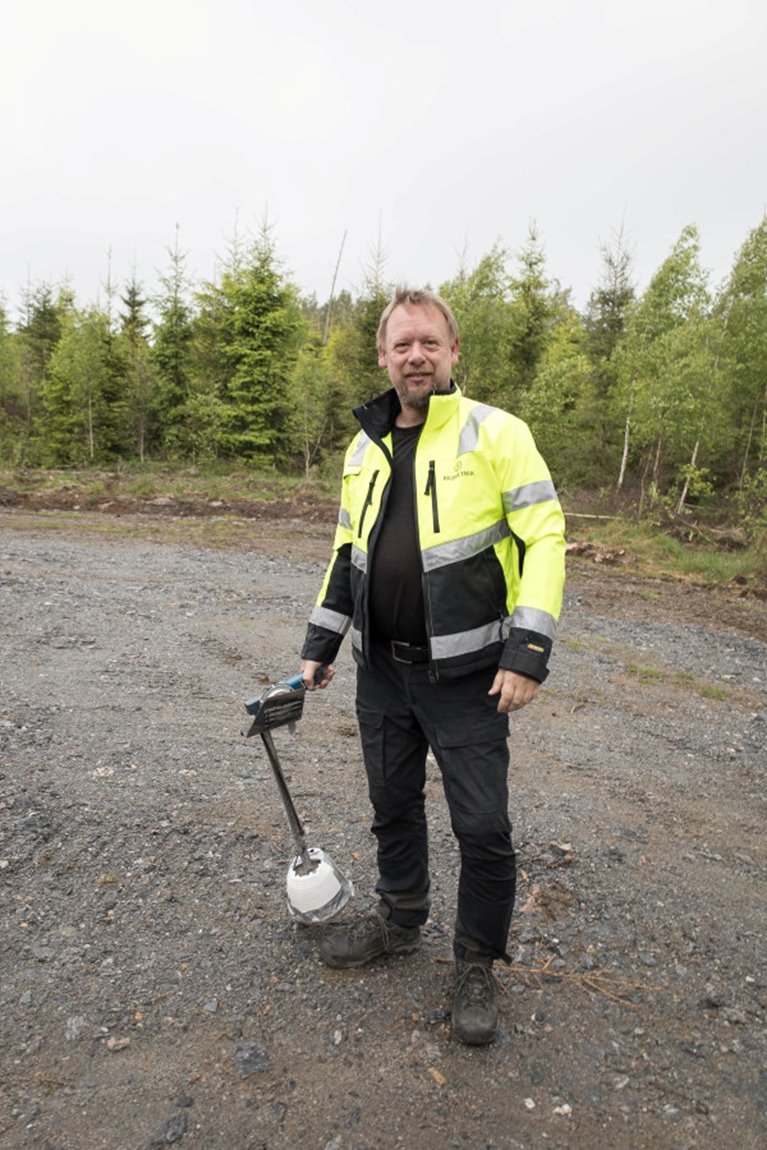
left=286, top=847, right=354, bottom=925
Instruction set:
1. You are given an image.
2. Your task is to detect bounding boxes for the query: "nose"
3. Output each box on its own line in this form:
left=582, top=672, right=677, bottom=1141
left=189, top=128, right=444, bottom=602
left=407, top=342, right=426, bottom=363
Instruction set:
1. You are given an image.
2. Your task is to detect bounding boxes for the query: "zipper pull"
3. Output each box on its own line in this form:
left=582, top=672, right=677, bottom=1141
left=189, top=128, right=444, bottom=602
left=358, top=469, right=379, bottom=537
left=424, top=461, right=440, bottom=533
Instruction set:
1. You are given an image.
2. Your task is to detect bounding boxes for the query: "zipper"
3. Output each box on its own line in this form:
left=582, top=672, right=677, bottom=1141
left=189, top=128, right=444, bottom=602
left=357, top=469, right=379, bottom=538
left=418, top=467, right=438, bottom=680
left=424, top=460, right=440, bottom=533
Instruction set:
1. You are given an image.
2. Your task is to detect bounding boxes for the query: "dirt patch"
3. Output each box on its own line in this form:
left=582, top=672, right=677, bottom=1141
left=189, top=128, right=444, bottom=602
left=0, top=486, right=340, bottom=525
left=1, top=506, right=765, bottom=1150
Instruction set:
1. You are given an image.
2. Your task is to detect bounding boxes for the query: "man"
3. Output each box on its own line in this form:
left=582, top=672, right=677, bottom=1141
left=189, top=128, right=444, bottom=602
left=300, top=287, right=566, bottom=1045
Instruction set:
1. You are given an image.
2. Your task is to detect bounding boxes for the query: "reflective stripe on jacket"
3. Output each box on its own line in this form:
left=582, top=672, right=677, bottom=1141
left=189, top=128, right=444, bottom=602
left=302, top=384, right=566, bottom=681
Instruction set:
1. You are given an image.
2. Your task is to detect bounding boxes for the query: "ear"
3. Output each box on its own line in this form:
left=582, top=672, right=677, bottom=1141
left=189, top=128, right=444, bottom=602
left=450, top=337, right=460, bottom=365
left=377, top=347, right=387, bottom=368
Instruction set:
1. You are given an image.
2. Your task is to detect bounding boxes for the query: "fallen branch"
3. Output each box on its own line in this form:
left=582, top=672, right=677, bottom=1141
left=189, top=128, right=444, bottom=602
left=502, top=954, right=659, bottom=1010
left=564, top=512, right=620, bottom=520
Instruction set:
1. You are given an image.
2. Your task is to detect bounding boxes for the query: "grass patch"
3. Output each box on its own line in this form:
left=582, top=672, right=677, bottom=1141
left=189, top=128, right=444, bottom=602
left=0, top=464, right=338, bottom=505
left=2, top=468, right=764, bottom=589
left=566, top=511, right=763, bottom=587
left=699, top=684, right=731, bottom=701
left=626, top=663, right=664, bottom=681
left=623, top=660, right=739, bottom=703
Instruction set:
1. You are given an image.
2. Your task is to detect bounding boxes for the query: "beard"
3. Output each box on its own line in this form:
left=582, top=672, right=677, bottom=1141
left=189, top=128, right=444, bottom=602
left=395, top=375, right=450, bottom=412
left=399, top=386, right=431, bottom=410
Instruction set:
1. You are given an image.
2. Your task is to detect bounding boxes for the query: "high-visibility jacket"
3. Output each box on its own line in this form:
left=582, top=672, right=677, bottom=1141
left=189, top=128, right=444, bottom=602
left=302, top=384, right=566, bottom=682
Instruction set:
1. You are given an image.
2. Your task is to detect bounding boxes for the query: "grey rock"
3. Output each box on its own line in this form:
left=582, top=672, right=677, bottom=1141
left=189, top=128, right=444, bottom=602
left=149, top=1112, right=187, bottom=1145
left=235, top=1041, right=270, bottom=1078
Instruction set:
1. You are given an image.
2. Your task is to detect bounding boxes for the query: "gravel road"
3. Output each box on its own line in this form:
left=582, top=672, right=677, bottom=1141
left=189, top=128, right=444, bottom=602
left=1, top=509, right=766, bottom=1150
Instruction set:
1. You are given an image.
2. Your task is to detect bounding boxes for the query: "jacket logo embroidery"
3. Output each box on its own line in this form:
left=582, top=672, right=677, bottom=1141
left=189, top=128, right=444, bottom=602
left=443, top=460, right=475, bottom=482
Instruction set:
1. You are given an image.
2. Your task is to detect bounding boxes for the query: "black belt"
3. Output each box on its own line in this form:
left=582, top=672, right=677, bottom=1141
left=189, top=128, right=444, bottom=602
left=389, top=639, right=430, bottom=664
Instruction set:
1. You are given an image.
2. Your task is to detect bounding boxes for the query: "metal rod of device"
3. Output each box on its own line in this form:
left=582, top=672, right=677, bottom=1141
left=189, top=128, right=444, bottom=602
left=260, top=728, right=310, bottom=861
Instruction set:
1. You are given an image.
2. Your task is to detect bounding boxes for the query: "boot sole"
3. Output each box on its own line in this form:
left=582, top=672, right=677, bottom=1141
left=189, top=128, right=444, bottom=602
left=452, top=1023, right=498, bottom=1046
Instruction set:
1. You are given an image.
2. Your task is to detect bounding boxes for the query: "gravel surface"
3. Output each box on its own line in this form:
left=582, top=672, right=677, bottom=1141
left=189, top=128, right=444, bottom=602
left=1, top=509, right=766, bottom=1150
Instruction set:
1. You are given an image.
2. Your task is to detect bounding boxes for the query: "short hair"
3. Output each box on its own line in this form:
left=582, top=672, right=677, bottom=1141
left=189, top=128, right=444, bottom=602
left=377, top=286, right=459, bottom=351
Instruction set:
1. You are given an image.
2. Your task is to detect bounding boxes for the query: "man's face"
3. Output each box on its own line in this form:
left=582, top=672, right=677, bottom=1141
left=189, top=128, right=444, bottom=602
left=378, top=303, right=459, bottom=417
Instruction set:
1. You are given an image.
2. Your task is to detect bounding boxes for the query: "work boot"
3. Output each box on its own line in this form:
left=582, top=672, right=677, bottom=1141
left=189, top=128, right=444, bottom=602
left=320, top=911, right=421, bottom=969
left=452, top=960, right=498, bottom=1045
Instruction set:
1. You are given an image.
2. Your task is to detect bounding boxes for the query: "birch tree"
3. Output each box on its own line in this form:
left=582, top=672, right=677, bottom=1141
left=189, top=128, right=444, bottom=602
left=44, top=307, right=114, bottom=463
left=613, top=225, right=711, bottom=498
left=716, top=217, right=767, bottom=485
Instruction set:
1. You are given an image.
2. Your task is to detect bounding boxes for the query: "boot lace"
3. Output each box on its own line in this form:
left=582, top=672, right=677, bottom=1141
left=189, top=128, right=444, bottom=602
left=455, top=962, right=495, bottom=1004
left=345, top=912, right=388, bottom=941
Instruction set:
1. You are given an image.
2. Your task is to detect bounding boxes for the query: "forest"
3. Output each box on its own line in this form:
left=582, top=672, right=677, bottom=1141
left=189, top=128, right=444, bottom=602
left=1, top=218, right=765, bottom=552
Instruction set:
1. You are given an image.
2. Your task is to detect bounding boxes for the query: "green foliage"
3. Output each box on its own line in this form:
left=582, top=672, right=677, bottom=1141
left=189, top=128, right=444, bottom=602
left=44, top=307, right=118, bottom=464
left=716, top=218, right=767, bottom=484
left=506, top=224, right=561, bottom=405
left=117, top=276, right=157, bottom=462
left=212, top=223, right=303, bottom=464
left=289, top=342, right=335, bottom=476
left=12, top=283, right=75, bottom=450
left=585, top=228, right=635, bottom=366
left=0, top=304, right=23, bottom=458
left=440, top=244, right=512, bottom=403
left=569, top=507, right=762, bottom=586
left=613, top=225, right=714, bottom=493
left=736, top=468, right=767, bottom=573
left=672, top=463, right=715, bottom=504
left=325, top=281, right=391, bottom=410
left=19, top=283, right=71, bottom=377
left=577, top=230, right=637, bottom=483
left=520, top=309, right=592, bottom=485
left=151, top=235, right=196, bottom=457
left=187, top=275, right=232, bottom=460
left=1, top=214, right=767, bottom=554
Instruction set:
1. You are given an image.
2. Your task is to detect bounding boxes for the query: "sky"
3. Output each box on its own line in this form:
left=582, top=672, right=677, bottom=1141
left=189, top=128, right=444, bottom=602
left=2, top=0, right=766, bottom=322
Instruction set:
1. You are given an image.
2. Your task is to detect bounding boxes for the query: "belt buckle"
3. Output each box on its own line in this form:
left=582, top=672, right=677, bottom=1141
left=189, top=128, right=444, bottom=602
left=390, top=640, right=409, bottom=663
left=390, top=639, right=420, bottom=667
left=390, top=640, right=427, bottom=664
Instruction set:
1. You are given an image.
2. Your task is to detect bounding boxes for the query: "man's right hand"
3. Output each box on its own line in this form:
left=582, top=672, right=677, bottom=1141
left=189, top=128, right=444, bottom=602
left=300, top=660, right=334, bottom=690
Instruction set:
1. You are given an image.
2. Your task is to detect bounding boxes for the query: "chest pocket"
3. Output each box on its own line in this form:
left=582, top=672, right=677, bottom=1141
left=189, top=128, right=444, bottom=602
left=417, top=451, right=501, bottom=549
left=357, top=469, right=380, bottom=539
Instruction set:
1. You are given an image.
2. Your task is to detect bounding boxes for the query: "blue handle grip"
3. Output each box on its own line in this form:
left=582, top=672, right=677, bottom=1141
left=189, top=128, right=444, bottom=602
left=244, top=668, right=325, bottom=717
left=282, top=673, right=305, bottom=691
left=283, top=668, right=325, bottom=690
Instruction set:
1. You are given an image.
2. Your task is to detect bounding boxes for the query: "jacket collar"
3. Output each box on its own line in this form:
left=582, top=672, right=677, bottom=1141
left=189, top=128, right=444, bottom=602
left=354, top=382, right=462, bottom=441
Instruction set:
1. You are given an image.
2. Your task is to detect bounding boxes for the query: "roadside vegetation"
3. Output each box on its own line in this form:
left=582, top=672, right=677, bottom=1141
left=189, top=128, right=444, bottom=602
left=1, top=215, right=765, bottom=588
left=1, top=463, right=764, bottom=591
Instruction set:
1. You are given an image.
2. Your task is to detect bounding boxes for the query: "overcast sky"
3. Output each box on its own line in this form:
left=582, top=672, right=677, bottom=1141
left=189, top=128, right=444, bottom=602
left=2, top=0, right=765, bottom=321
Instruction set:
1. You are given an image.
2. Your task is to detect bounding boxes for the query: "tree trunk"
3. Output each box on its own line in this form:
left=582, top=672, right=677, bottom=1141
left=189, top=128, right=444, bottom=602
left=679, top=305, right=729, bottom=510
left=638, top=449, right=653, bottom=517
left=616, top=382, right=635, bottom=493
left=739, top=396, right=759, bottom=487
left=322, top=231, right=347, bottom=347
left=88, top=392, right=95, bottom=460
left=652, top=438, right=662, bottom=486
left=676, top=437, right=700, bottom=514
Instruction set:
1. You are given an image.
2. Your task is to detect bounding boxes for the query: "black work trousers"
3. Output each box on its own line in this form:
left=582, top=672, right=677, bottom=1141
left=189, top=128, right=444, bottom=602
left=355, top=641, right=517, bottom=962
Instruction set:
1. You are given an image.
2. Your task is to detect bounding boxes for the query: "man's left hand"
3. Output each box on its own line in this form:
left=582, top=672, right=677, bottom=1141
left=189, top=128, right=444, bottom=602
left=489, top=669, right=540, bottom=713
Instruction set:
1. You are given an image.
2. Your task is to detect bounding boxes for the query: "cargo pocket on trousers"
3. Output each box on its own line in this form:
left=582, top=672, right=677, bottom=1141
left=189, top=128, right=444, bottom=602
left=356, top=705, right=386, bottom=787
left=433, top=711, right=511, bottom=834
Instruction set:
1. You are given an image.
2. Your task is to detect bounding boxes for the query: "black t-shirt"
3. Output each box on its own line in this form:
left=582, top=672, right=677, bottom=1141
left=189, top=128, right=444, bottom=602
left=368, top=423, right=427, bottom=644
